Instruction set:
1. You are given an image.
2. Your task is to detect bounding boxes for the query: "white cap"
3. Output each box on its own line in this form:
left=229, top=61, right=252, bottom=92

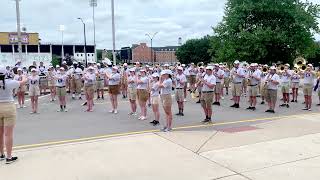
left=285, top=63, right=290, bottom=67
left=73, top=62, right=77, bottom=65
left=88, top=66, right=95, bottom=70
left=140, top=69, right=146, bottom=72
left=0, top=66, right=6, bottom=74
left=152, top=73, right=160, bottom=78
left=31, top=68, right=38, bottom=72
left=307, top=64, right=313, bottom=67
left=177, top=66, right=183, bottom=71
left=49, top=65, right=53, bottom=68
left=129, top=68, right=136, bottom=72
left=160, top=69, right=172, bottom=75
left=250, top=63, right=255, bottom=67
left=182, top=64, right=186, bottom=67
left=56, top=65, right=60, bottom=68
left=59, top=67, right=65, bottom=71
left=234, top=60, right=240, bottom=64
left=17, top=68, right=22, bottom=71
left=123, top=63, right=128, bottom=66
left=214, top=63, right=219, bottom=66
left=206, top=66, right=214, bottom=70
left=112, top=66, right=119, bottom=70
left=164, top=64, right=169, bottom=67
left=62, top=61, right=67, bottom=64
left=97, top=63, right=101, bottom=66
left=270, top=66, right=276, bottom=70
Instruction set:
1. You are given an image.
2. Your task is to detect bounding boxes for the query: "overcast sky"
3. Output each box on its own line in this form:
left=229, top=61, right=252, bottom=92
left=0, top=0, right=319, bottom=49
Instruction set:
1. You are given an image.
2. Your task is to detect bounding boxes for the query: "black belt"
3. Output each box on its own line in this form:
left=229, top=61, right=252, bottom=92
left=248, top=84, right=258, bottom=86
left=216, top=82, right=221, bottom=84
left=176, top=88, right=183, bottom=89
left=233, top=82, right=242, bottom=84
left=56, top=86, right=65, bottom=88
left=202, top=91, right=213, bottom=93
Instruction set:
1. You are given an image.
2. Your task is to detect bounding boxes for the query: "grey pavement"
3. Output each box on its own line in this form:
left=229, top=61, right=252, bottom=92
left=1, top=112, right=320, bottom=179
left=14, top=91, right=320, bottom=146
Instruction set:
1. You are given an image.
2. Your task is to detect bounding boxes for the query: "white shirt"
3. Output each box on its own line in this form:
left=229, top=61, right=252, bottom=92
left=137, top=76, right=148, bottom=90
left=97, top=68, right=106, bottom=80
left=266, top=73, right=280, bottom=90
left=303, top=71, right=315, bottom=85
left=55, top=73, right=68, bottom=87
left=108, top=73, right=120, bottom=85
left=175, top=73, right=187, bottom=89
left=128, top=75, right=137, bottom=88
left=28, top=75, right=40, bottom=87
left=291, top=74, right=300, bottom=83
left=84, top=72, right=96, bottom=86
left=250, top=69, right=262, bottom=85
left=202, top=74, right=216, bottom=92
left=150, top=81, right=160, bottom=97
left=0, top=79, right=20, bottom=102
left=281, top=71, right=292, bottom=84
left=232, top=67, right=245, bottom=83
left=214, top=69, right=224, bottom=83
left=160, top=78, right=173, bottom=95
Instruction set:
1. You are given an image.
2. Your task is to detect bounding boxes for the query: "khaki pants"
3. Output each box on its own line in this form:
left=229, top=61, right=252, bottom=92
left=0, top=102, right=16, bottom=126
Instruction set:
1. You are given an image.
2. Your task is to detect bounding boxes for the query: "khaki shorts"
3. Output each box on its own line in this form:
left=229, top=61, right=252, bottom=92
left=56, top=87, right=67, bottom=97
left=232, top=83, right=242, bottom=96
left=71, top=79, right=83, bottom=93
left=215, top=83, right=222, bottom=94
left=303, top=84, right=313, bottom=96
left=281, top=83, right=290, bottom=93
left=189, top=75, right=197, bottom=84
left=39, top=77, right=48, bottom=87
left=17, top=85, right=26, bottom=92
left=161, top=94, right=172, bottom=107
left=96, top=80, right=105, bottom=90
left=151, top=96, right=160, bottom=105
left=248, top=85, right=258, bottom=97
left=137, top=89, right=149, bottom=102
left=48, top=80, right=55, bottom=87
left=85, top=85, right=95, bottom=96
left=200, top=92, right=214, bottom=108
left=128, top=87, right=137, bottom=101
left=242, top=78, right=248, bottom=87
left=175, top=89, right=184, bottom=102
left=260, top=83, right=267, bottom=97
left=0, top=102, right=16, bottom=126
left=29, top=86, right=40, bottom=96
left=291, top=82, right=299, bottom=89
left=224, top=77, right=230, bottom=88
left=266, top=89, right=277, bottom=103
left=109, top=85, right=120, bottom=95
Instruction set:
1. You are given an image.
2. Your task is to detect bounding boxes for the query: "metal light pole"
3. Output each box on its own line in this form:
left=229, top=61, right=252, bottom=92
left=90, top=0, right=97, bottom=62
left=78, top=18, right=88, bottom=67
left=111, top=0, right=116, bottom=65
left=59, top=25, right=65, bottom=60
left=15, top=0, right=23, bottom=62
left=145, top=32, right=158, bottom=65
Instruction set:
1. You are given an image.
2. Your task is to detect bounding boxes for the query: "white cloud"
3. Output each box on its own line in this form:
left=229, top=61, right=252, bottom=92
left=0, top=0, right=319, bottom=49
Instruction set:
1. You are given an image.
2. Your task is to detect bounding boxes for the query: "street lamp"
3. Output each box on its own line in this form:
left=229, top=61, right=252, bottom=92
left=145, top=32, right=158, bottom=65
left=14, top=0, right=23, bottom=62
left=77, top=18, right=88, bottom=67
left=89, top=0, right=97, bottom=62
left=59, top=25, right=65, bottom=60
left=111, top=0, right=116, bottom=65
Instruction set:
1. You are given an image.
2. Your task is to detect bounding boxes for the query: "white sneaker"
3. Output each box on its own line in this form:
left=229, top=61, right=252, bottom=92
left=221, top=96, right=225, bottom=100
left=109, top=110, right=114, bottom=113
left=138, top=116, right=142, bottom=120
left=64, top=109, right=68, bottom=112
left=140, top=116, right=147, bottom=120
left=184, top=99, right=187, bottom=102
left=114, top=110, right=118, bottom=114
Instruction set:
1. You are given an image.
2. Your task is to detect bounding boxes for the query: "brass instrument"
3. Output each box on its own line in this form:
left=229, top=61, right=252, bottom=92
left=176, top=62, right=181, bottom=67
left=197, top=62, right=204, bottom=68
left=294, top=57, right=307, bottom=71
left=262, top=67, right=268, bottom=73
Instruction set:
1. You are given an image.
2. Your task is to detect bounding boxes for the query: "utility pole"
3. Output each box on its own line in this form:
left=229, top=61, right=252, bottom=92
left=90, top=0, right=97, bottom=62
left=145, top=32, right=158, bottom=66
left=111, top=0, right=116, bottom=65
left=15, top=0, right=23, bottom=62
left=78, top=18, right=88, bottom=67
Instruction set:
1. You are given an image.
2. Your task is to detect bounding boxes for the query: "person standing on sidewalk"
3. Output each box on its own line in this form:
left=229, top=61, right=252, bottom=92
left=128, top=68, right=138, bottom=116
left=55, top=67, right=68, bottom=112
left=265, top=66, right=280, bottom=113
left=14, top=68, right=27, bottom=109
left=247, top=63, right=261, bottom=111
left=106, top=66, right=121, bottom=114
left=175, top=66, right=187, bottom=116
left=291, top=70, right=300, bottom=103
left=0, top=66, right=27, bottom=164
left=301, top=64, right=316, bottom=111
left=213, top=64, right=224, bottom=106
left=279, top=64, right=292, bottom=108
left=199, top=66, right=216, bottom=123
left=149, top=73, right=161, bottom=126
left=83, top=67, right=96, bottom=112
left=159, top=70, right=173, bottom=132
left=136, top=69, right=149, bottom=120
left=28, top=68, right=40, bottom=114
left=230, top=60, right=245, bottom=108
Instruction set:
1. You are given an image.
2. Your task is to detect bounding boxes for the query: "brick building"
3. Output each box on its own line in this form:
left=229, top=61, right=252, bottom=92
left=131, top=43, right=178, bottom=64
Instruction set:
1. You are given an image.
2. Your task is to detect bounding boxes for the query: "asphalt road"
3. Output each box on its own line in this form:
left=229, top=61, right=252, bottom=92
left=14, top=91, right=319, bottom=146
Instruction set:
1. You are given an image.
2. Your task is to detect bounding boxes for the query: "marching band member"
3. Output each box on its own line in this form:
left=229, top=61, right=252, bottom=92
left=196, top=66, right=205, bottom=103
left=106, top=66, right=121, bottom=114
left=70, top=62, right=83, bottom=100
left=175, top=66, right=187, bottom=116
left=247, top=63, right=261, bottom=111
left=55, top=67, right=68, bottom=112
left=242, top=63, right=249, bottom=97
left=136, top=69, right=149, bottom=120
left=188, top=63, right=197, bottom=93
left=223, top=66, right=231, bottom=96
left=316, top=74, right=320, bottom=106
left=28, top=68, right=40, bottom=114
left=159, top=70, right=173, bottom=132
left=182, top=64, right=188, bottom=101
left=230, top=60, right=245, bottom=108
left=47, top=65, right=56, bottom=102
left=279, top=64, right=291, bottom=108
left=0, top=66, right=27, bottom=164
left=128, top=68, right=137, bottom=116
left=265, top=66, right=280, bottom=113
left=291, top=69, right=300, bottom=103
left=149, top=73, right=160, bottom=126
left=301, top=64, right=316, bottom=111
left=260, top=65, right=269, bottom=104
left=83, top=66, right=96, bottom=112
left=38, top=62, right=47, bottom=95
left=14, top=68, right=27, bottom=108
left=120, top=63, right=129, bottom=99
left=199, top=66, right=216, bottom=123
left=96, top=63, right=106, bottom=100
left=213, top=64, right=224, bottom=106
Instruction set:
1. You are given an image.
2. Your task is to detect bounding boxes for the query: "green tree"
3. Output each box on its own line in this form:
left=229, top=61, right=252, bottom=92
left=107, top=51, right=121, bottom=64
left=211, top=0, right=320, bottom=65
left=175, top=36, right=212, bottom=65
left=51, top=54, right=60, bottom=67
left=96, top=49, right=103, bottom=62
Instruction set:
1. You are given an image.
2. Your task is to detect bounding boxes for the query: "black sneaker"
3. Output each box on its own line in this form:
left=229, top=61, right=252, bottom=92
left=269, top=110, right=275, bottom=113
left=251, top=107, right=256, bottom=111
left=196, top=100, right=201, bottom=104
left=235, top=104, right=240, bottom=108
left=291, top=100, right=295, bottom=103
left=102, top=96, right=104, bottom=100
left=216, top=102, right=221, bottom=106
left=265, top=109, right=271, bottom=113
left=286, top=104, right=290, bottom=108
left=302, top=108, right=308, bottom=111
left=246, top=107, right=253, bottom=110
left=153, top=121, right=160, bottom=126
left=150, top=120, right=156, bottom=124
left=6, top=157, right=18, bottom=164
left=180, top=113, right=184, bottom=116
left=317, top=104, right=320, bottom=106
left=0, top=154, right=5, bottom=161
left=230, top=104, right=236, bottom=108
left=175, top=113, right=182, bottom=116
left=261, top=101, right=265, bottom=105
left=280, top=104, right=286, bottom=107
left=202, top=119, right=212, bottom=123
left=295, top=100, right=297, bottom=103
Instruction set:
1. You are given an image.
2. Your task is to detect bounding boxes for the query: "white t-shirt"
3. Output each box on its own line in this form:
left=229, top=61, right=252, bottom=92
left=84, top=73, right=96, bottom=86
left=281, top=71, right=292, bottom=84
left=150, top=81, right=160, bottom=97
left=175, top=73, right=187, bottom=89
left=97, top=68, right=106, bottom=80
left=128, top=75, right=137, bottom=88
left=266, top=73, right=280, bottom=90
left=55, top=73, right=68, bottom=87
left=291, top=74, right=300, bottom=83
left=250, top=70, right=262, bottom=85
left=232, top=67, right=245, bottom=83
left=160, top=78, right=173, bottom=95
left=137, top=76, right=148, bottom=90
left=0, top=79, right=20, bottom=102
left=108, top=73, right=120, bottom=85
left=214, top=69, right=224, bottom=83
left=28, top=75, right=40, bottom=87
left=202, top=74, right=216, bottom=92
left=303, top=71, right=316, bottom=85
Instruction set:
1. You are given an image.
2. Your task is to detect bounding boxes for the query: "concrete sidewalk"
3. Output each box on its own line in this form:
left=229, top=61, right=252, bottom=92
left=1, top=113, right=320, bottom=180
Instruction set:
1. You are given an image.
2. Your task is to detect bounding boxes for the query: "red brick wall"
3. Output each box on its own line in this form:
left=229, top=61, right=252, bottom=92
left=155, top=51, right=177, bottom=63
left=132, top=43, right=154, bottom=63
